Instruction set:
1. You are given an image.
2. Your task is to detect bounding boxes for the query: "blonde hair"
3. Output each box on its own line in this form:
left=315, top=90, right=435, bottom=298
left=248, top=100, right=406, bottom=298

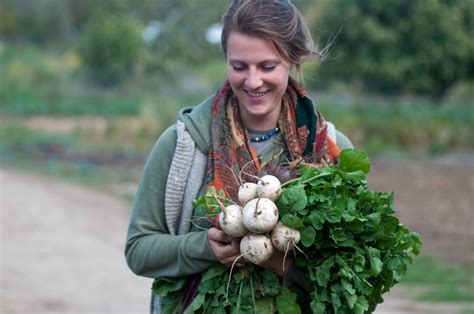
left=221, top=0, right=317, bottom=78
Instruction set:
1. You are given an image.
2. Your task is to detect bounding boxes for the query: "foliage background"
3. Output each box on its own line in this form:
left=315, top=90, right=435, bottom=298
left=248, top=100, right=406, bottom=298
left=1, top=0, right=472, bottom=157
left=0, top=0, right=473, bottom=202
left=1, top=0, right=473, bottom=202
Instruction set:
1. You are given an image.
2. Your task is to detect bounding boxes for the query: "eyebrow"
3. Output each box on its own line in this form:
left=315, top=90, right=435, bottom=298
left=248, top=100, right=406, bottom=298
left=228, top=59, right=281, bottom=64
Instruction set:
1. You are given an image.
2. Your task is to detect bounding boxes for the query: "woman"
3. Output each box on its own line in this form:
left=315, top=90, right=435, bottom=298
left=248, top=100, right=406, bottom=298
left=125, top=0, right=352, bottom=312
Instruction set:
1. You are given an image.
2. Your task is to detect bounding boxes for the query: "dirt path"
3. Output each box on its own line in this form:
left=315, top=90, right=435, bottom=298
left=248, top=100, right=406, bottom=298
left=1, top=168, right=151, bottom=314
left=1, top=157, right=473, bottom=313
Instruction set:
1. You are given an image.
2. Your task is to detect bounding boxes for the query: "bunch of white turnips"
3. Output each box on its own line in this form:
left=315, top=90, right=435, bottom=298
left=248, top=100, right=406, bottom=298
left=216, top=175, right=301, bottom=265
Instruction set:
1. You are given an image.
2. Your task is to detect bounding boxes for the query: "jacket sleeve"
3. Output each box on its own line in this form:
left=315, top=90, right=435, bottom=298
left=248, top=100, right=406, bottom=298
left=124, top=125, right=217, bottom=279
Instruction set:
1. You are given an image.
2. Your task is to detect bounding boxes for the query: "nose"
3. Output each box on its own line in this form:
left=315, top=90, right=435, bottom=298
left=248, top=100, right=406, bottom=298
left=245, top=70, right=263, bottom=90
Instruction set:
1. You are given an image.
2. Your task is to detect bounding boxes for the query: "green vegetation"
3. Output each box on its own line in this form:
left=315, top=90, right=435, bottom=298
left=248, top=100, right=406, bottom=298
left=1, top=43, right=473, bottom=159
left=3, top=155, right=137, bottom=188
left=400, top=255, right=474, bottom=303
left=160, top=150, right=422, bottom=313
left=77, top=11, right=146, bottom=85
left=0, top=44, right=141, bottom=116
left=317, top=99, right=474, bottom=156
left=1, top=0, right=473, bottom=96
left=306, top=0, right=474, bottom=97
left=0, top=0, right=473, bottom=217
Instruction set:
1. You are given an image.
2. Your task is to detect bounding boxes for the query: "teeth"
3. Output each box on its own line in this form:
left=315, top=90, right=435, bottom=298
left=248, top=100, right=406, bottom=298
left=247, top=91, right=266, bottom=97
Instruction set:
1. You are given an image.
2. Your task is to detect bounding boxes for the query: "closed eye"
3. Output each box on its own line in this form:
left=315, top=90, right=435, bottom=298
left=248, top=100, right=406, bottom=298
left=232, top=65, right=246, bottom=72
left=261, top=65, right=276, bottom=72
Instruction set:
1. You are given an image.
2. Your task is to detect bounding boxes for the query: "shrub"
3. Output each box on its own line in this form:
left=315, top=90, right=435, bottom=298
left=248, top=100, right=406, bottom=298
left=76, top=12, right=145, bottom=86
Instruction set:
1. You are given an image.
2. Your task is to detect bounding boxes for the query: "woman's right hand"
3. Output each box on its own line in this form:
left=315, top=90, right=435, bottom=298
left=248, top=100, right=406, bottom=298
left=207, top=227, right=245, bottom=267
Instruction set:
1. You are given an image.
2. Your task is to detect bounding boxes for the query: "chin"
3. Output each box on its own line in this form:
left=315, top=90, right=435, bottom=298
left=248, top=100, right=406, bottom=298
left=246, top=107, right=271, bottom=118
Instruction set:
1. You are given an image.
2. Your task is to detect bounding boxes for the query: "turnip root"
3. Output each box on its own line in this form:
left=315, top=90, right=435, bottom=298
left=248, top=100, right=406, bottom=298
left=256, top=175, right=282, bottom=202
left=240, top=233, right=274, bottom=265
left=271, top=221, right=301, bottom=252
left=237, top=182, right=258, bottom=206
left=242, top=198, right=279, bottom=233
left=218, top=204, right=248, bottom=237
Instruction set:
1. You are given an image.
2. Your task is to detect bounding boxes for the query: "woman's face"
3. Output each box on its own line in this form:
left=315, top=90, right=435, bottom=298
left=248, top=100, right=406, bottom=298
left=226, top=32, right=291, bottom=130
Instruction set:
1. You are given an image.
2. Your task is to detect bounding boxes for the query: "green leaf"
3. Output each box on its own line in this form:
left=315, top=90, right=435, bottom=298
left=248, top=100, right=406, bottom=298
left=353, top=276, right=374, bottom=295
left=254, top=296, right=275, bottom=314
left=276, top=287, right=301, bottom=314
left=316, top=257, right=335, bottom=287
left=344, top=170, right=367, bottom=183
left=151, top=277, right=187, bottom=297
left=281, top=214, right=305, bottom=230
left=300, top=225, right=316, bottom=247
left=277, top=185, right=308, bottom=214
left=310, top=300, right=326, bottom=313
left=308, top=211, right=325, bottom=230
left=201, top=264, right=227, bottom=282
left=366, top=247, right=383, bottom=275
left=259, top=269, right=281, bottom=295
left=353, top=296, right=369, bottom=314
left=342, top=279, right=357, bottom=309
left=337, top=149, right=371, bottom=175
left=330, top=286, right=342, bottom=312
left=324, top=210, right=342, bottom=223
left=186, top=293, right=205, bottom=313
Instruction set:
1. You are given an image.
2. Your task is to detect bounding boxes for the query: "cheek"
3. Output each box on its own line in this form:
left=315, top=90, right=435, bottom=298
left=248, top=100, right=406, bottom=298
left=267, top=69, right=290, bottom=88
left=227, top=71, right=244, bottom=88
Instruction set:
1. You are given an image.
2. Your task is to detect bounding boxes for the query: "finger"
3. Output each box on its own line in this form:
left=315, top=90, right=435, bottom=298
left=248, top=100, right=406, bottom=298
left=207, top=228, right=230, bottom=243
left=218, top=241, right=241, bottom=258
left=209, top=240, right=239, bottom=261
left=214, top=244, right=243, bottom=265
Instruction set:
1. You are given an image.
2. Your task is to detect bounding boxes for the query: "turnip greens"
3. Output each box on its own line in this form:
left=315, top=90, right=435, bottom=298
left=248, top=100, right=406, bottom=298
left=152, top=149, right=421, bottom=313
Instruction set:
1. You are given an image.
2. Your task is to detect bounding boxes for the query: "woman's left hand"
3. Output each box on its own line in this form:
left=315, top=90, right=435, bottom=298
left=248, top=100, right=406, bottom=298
left=259, top=249, right=293, bottom=277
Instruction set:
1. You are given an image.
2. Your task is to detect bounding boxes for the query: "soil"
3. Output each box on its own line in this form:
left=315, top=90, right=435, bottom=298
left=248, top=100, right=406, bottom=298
left=1, top=157, right=473, bottom=313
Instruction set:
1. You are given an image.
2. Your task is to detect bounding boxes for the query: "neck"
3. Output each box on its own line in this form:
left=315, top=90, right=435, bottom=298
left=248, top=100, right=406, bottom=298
left=239, top=108, right=281, bottom=131
left=242, top=118, right=278, bottom=131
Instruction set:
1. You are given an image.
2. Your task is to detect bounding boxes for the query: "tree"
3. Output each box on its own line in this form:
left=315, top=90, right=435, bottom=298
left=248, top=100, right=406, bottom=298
left=76, top=11, right=145, bottom=85
left=305, top=0, right=474, bottom=98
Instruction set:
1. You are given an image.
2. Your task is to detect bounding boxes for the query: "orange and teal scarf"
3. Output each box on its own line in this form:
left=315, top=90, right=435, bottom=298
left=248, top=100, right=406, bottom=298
left=206, top=77, right=340, bottom=200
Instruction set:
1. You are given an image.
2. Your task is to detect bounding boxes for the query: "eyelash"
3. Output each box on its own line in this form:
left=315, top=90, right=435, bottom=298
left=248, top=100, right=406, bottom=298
left=232, top=65, right=276, bottom=72
left=262, top=65, right=276, bottom=72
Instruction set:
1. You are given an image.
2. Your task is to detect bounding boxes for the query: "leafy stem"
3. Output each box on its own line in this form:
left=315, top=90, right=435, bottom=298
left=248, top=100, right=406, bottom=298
left=282, top=171, right=332, bottom=188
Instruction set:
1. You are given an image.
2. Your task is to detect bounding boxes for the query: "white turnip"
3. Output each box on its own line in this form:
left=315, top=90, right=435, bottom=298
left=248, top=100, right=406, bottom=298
left=218, top=204, right=248, bottom=237
left=237, top=182, right=258, bottom=206
left=240, top=233, right=274, bottom=265
left=256, top=175, right=282, bottom=202
left=271, top=221, right=301, bottom=252
left=242, top=198, right=279, bottom=233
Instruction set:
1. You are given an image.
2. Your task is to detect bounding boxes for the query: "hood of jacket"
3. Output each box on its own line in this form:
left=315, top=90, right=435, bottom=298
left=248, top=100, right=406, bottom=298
left=178, top=95, right=213, bottom=154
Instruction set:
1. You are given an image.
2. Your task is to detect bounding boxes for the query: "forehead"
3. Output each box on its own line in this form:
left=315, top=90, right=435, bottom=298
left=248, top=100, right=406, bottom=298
left=226, top=32, right=282, bottom=63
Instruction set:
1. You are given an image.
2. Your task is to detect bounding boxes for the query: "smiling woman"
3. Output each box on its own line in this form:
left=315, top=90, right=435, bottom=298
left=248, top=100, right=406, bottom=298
left=124, top=1, right=353, bottom=313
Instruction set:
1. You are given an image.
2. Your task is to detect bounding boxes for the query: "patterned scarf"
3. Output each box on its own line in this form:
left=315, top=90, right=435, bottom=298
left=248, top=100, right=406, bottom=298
left=206, top=77, right=340, bottom=200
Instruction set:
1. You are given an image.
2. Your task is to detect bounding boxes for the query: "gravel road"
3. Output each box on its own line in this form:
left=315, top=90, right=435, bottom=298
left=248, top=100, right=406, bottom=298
left=1, top=168, right=151, bottom=314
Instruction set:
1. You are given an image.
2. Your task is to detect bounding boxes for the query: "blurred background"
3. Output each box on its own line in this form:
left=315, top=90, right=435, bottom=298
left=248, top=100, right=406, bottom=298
left=0, top=0, right=473, bottom=313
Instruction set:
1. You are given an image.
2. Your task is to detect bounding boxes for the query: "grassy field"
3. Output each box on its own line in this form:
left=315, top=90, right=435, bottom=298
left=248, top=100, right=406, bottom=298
left=2, top=43, right=473, bottom=157
left=400, top=255, right=474, bottom=303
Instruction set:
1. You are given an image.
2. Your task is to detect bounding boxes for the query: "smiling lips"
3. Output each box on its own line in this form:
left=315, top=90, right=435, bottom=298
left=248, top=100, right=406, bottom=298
left=245, top=90, right=268, bottom=99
